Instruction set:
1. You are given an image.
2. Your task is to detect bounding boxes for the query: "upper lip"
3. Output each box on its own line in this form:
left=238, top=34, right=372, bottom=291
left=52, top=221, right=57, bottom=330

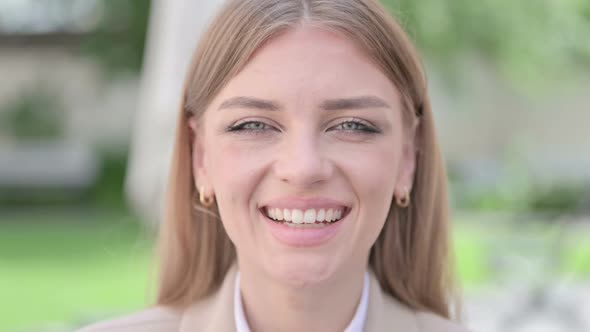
left=259, top=196, right=351, bottom=211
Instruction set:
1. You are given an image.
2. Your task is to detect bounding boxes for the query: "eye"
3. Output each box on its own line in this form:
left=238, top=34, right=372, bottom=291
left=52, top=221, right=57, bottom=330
left=225, top=120, right=278, bottom=134
left=330, top=119, right=380, bottom=134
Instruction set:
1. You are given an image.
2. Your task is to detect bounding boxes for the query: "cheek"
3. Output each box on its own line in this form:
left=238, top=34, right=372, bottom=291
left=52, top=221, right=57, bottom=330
left=209, top=141, right=270, bottom=187
left=335, top=140, right=399, bottom=197
left=206, top=141, right=270, bottom=230
left=334, top=143, right=398, bottom=242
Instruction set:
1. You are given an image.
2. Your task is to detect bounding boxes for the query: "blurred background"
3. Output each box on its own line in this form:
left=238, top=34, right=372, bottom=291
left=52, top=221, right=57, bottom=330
left=0, top=0, right=589, bottom=331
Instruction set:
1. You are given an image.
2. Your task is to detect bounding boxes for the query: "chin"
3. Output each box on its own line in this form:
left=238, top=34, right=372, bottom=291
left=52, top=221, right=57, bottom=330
left=263, top=250, right=342, bottom=288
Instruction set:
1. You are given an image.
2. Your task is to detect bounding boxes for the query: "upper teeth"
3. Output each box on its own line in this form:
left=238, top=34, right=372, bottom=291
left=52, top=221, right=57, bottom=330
left=266, top=207, right=344, bottom=224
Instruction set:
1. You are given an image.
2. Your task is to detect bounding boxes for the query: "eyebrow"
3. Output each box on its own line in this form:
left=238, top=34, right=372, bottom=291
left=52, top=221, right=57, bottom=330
left=320, top=96, right=390, bottom=110
left=218, top=96, right=280, bottom=112
left=218, top=95, right=390, bottom=112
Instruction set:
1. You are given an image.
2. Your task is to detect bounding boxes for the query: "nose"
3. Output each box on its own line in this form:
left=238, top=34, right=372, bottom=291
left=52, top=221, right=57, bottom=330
left=273, top=131, right=333, bottom=187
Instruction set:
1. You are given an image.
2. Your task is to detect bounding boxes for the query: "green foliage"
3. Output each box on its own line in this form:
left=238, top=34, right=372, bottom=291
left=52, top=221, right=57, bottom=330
left=88, top=150, right=130, bottom=210
left=449, top=144, right=590, bottom=215
left=383, top=0, right=590, bottom=89
left=528, top=183, right=590, bottom=215
left=454, top=179, right=590, bottom=215
left=0, top=85, right=64, bottom=139
left=81, top=0, right=152, bottom=75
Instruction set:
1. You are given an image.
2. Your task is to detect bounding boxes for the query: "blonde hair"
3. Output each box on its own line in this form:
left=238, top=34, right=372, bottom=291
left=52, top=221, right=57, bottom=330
left=157, top=0, right=459, bottom=319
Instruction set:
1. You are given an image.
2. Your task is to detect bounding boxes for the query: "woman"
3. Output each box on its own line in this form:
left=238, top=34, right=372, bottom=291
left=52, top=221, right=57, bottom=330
left=80, top=0, right=469, bottom=331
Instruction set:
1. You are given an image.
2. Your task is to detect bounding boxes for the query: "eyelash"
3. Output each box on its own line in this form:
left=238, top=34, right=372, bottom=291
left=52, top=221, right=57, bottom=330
left=225, top=119, right=381, bottom=135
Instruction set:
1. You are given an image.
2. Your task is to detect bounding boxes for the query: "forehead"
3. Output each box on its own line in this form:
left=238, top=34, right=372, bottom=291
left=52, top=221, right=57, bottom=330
left=211, top=25, right=400, bottom=107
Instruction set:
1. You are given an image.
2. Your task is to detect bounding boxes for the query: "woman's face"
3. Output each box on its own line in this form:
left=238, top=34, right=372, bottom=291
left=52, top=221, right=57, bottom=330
left=191, top=26, right=416, bottom=285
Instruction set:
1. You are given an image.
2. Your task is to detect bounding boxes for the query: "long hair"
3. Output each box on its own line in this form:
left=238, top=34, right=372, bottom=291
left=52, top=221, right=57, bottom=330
left=157, top=0, right=459, bottom=319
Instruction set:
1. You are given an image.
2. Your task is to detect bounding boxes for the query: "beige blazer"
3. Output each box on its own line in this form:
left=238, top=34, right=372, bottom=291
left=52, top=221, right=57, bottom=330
left=78, top=265, right=470, bottom=332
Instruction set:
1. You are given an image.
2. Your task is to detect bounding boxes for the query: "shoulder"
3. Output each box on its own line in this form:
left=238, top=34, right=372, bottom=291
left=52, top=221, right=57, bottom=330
left=76, top=306, right=182, bottom=332
left=379, top=294, right=471, bottom=332
left=415, top=311, right=472, bottom=332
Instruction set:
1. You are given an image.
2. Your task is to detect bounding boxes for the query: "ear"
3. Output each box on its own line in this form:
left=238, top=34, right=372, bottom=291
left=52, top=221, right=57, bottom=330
left=188, top=116, right=210, bottom=191
left=395, top=130, right=417, bottom=195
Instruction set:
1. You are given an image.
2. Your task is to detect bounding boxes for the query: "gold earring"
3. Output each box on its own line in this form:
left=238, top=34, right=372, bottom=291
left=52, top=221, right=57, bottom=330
left=199, top=186, right=215, bottom=207
left=396, top=188, right=410, bottom=208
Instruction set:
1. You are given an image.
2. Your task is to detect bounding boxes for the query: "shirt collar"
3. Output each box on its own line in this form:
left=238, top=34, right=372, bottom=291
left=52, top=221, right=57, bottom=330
left=234, top=271, right=370, bottom=332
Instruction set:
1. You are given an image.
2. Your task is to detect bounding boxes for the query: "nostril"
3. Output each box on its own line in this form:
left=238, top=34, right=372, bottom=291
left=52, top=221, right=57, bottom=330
left=273, top=151, right=333, bottom=186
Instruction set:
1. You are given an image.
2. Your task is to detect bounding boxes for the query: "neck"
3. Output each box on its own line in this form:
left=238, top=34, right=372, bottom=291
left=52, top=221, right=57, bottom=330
left=238, top=263, right=366, bottom=332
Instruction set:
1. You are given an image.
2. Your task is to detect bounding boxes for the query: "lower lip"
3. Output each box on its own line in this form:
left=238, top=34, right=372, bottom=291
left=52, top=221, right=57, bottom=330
left=261, top=210, right=347, bottom=247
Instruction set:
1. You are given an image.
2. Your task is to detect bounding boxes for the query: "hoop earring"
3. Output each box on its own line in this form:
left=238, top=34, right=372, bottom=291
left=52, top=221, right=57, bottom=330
left=199, top=186, right=215, bottom=207
left=396, top=188, right=410, bottom=208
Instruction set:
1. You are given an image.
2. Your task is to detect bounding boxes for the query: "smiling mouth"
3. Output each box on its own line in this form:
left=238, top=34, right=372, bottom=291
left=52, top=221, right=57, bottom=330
left=260, top=206, right=350, bottom=227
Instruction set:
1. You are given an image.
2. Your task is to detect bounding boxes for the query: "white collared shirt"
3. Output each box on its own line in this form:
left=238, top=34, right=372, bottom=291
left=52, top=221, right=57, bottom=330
left=234, top=271, right=370, bottom=332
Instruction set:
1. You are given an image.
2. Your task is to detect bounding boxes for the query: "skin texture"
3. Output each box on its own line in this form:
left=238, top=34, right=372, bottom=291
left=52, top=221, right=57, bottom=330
left=190, top=25, right=416, bottom=332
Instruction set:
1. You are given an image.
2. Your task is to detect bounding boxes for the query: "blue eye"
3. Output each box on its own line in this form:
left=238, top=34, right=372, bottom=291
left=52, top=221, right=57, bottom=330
left=226, top=121, right=275, bottom=134
left=331, top=120, right=380, bottom=134
left=226, top=119, right=380, bottom=135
